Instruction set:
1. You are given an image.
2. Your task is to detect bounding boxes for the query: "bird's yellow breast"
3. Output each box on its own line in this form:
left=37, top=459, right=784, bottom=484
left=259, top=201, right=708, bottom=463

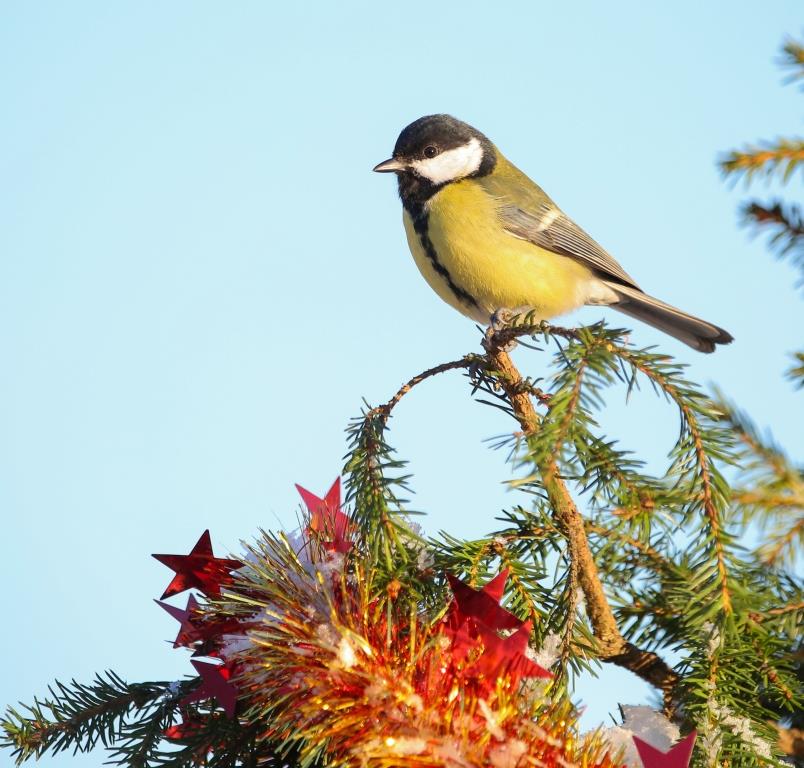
left=402, top=179, right=594, bottom=323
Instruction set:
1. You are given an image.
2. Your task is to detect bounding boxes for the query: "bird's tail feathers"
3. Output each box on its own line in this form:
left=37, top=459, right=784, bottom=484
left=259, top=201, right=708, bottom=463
left=603, top=282, right=733, bottom=354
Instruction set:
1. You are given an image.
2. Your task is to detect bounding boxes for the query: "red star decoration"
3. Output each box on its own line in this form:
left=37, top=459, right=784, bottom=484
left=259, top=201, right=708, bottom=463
left=295, top=478, right=351, bottom=554
left=155, top=594, right=202, bottom=648
left=164, top=717, right=204, bottom=740
left=633, top=731, right=696, bottom=768
left=181, top=660, right=238, bottom=718
left=446, top=569, right=523, bottom=631
left=441, top=570, right=550, bottom=694
left=449, top=617, right=482, bottom=665
left=470, top=620, right=551, bottom=686
left=196, top=615, right=254, bottom=644
left=152, top=530, right=244, bottom=599
left=477, top=621, right=552, bottom=686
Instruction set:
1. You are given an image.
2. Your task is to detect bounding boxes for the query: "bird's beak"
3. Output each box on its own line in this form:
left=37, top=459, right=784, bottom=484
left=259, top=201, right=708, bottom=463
left=373, top=157, right=407, bottom=173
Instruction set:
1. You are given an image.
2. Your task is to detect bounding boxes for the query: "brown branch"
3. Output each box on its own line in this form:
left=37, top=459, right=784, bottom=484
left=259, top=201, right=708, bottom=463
left=481, top=333, right=680, bottom=711
left=371, top=356, right=479, bottom=424
left=748, top=600, right=804, bottom=623
left=366, top=348, right=551, bottom=429
left=488, top=320, right=580, bottom=350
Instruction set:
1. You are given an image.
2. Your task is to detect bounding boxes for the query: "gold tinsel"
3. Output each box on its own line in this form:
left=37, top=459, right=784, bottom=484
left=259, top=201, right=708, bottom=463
left=213, top=532, right=624, bottom=768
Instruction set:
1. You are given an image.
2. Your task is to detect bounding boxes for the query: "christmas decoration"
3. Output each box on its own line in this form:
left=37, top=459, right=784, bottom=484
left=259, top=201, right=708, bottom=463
left=295, top=477, right=352, bottom=553
left=633, top=731, right=696, bottom=768
left=163, top=719, right=203, bottom=741
left=207, top=516, right=620, bottom=767
left=464, top=620, right=552, bottom=688
left=155, top=594, right=201, bottom=648
left=443, top=570, right=551, bottom=696
left=3, top=320, right=801, bottom=767
left=152, top=529, right=244, bottom=598
left=12, top=486, right=618, bottom=766
left=181, top=660, right=238, bottom=719
left=446, top=569, right=523, bottom=631
left=600, top=706, right=683, bottom=767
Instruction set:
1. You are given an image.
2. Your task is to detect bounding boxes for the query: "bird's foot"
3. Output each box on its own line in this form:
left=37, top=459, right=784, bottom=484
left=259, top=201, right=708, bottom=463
left=484, top=308, right=519, bottom=352
left=489, top=308, right=516, bottom=331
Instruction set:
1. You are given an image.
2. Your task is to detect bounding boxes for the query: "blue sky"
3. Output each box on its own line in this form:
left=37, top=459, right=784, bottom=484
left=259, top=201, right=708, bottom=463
left=1, top=3, right=802, bottom=766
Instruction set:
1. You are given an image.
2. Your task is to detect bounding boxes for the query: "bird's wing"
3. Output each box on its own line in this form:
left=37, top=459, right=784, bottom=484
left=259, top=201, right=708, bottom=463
left=480, top=167, right=642, bottom=290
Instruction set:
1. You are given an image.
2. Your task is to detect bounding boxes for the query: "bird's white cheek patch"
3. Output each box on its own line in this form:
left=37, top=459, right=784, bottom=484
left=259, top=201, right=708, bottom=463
left=411, top=137, right=483, bottom=185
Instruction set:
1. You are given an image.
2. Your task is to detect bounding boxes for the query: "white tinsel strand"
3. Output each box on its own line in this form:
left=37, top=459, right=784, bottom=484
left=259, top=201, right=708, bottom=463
left=528, top=633, right=562, bottom=669
left=598, top=705, right=680, bottom=768
left=708, top=702, right=772, bottom=759
left=698, top=622, right=775, bottom=760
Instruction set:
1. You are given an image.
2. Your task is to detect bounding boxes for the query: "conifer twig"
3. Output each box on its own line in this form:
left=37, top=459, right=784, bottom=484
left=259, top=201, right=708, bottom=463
left=371, top=356, right=480, bottom=423
left=363, top=323, right=683, bottom=708
left=748, top=600, right=804, bottom=622
left=481, top=331, right=680, bottom=710
left=584, top=521, right=668, bottom=569
left=610, top=346, right=734, bottom=615
left=719, top=138, right=804, bottom=182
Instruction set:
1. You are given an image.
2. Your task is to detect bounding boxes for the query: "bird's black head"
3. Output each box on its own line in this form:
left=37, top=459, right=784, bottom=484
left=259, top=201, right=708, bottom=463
left=373, top=114, right=496, bottom=213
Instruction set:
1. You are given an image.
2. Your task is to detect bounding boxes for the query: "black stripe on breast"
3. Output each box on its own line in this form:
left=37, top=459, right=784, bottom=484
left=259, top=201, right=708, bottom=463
left=409, top=208, right=479, bottom=311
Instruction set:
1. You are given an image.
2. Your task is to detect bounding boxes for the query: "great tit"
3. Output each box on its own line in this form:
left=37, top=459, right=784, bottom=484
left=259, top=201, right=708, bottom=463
left=373, top=114, right=732, bottom=353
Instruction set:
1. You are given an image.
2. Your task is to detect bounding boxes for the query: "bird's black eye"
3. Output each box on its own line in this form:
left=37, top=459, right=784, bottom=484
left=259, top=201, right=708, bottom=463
left=423, top=145, right=439, bottom=158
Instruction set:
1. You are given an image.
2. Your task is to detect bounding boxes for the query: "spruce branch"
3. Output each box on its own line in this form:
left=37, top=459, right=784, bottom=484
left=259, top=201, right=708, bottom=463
left=760, top=517, right=804, bottom=568
left=344, top=407, right=442, bottom=608
left=716, top=393, right=804, bottom=568
left=481, top=337, right=618, bottom=641
left=749, top=600, right=804, bottom=623
left=558, top=547, right=581, bottom=674
left=480, top=329, right=682, bottom=710
left=605, top=344, right=735, bottom=616
left=720, top=36, right=804, bottom=406
left=361, top=321, right=737, bottom=711
left=741, top=200, right=804, bottom=286
left=143, top=714, right=266, bottom=768
left=781, top=37, right=804, bottom=85
left=719, top=138, right=804, bottom=183
left=6, top=325, right=799, bottom=766
left=351, top=318, right=799, bottom=763
left=584, top=520, right=670, bottom=572
left=491, top=320, right=737, bottom=617
left=787, top=351, right=804, bottom=389
left=0, top=672, right=182, bottom=766
left=344, top=410, right=412, bottom=567
left=371, top=355, right=480, bottom=423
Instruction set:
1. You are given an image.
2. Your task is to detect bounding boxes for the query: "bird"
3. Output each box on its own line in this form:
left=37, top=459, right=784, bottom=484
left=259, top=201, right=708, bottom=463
left=373, top=114, right=732, bottom=353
